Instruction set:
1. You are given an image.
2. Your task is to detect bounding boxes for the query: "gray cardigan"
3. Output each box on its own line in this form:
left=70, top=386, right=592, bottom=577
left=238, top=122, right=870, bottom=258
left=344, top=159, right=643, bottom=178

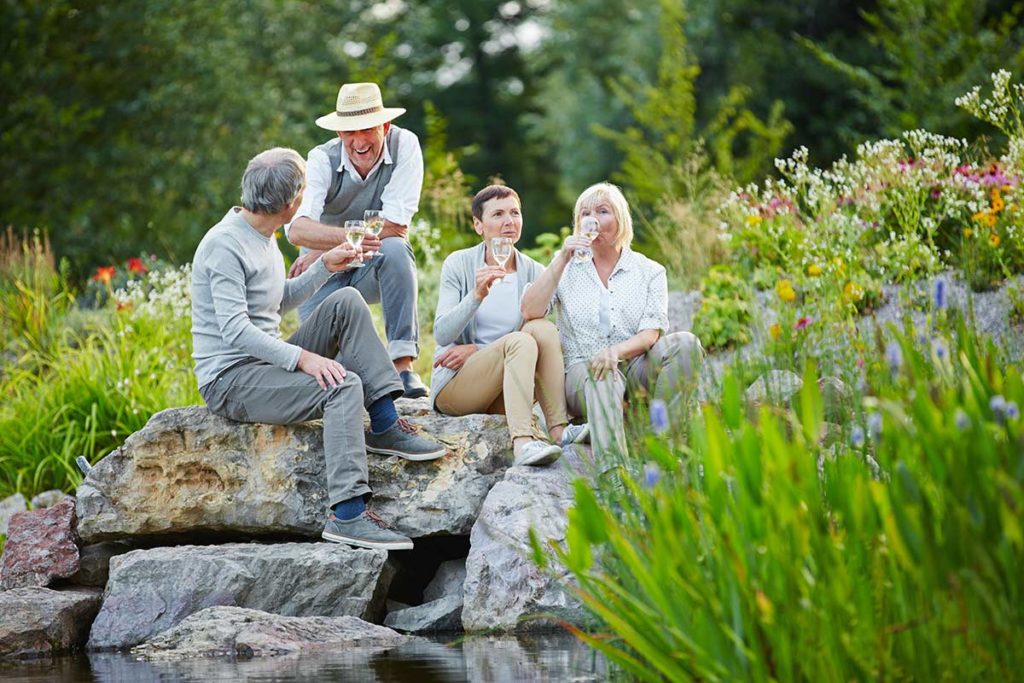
left=430, top=242, right=546, bottom=407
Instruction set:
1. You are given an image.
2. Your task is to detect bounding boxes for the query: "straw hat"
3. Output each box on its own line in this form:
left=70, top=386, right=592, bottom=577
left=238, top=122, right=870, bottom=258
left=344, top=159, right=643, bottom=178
left=315, top=82, right=406, bottom=131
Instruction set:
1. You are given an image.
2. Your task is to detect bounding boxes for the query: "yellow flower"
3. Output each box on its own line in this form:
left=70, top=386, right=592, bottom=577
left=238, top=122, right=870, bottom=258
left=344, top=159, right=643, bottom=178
left=984, top=212, right=997, bottom=227
left=992, top=196, right=1005, bottom=212
left=989, top=233, right=1002, bottom=247
left=972, top=210, right=987, bottom=223
left=963, top=227, right=973, bottom=238
left=745, top=214, right=762, bottom=226
left=807, top=264, right=823, bottom=276
left=775, top=279, right=797, bottom=302
left=832, top=257, right=846, bottom=275
left=755, top=590, right=775, bottom=625
left=769, top=323, right=782, bottom=340
left=843, top=281, right=864, bottom=303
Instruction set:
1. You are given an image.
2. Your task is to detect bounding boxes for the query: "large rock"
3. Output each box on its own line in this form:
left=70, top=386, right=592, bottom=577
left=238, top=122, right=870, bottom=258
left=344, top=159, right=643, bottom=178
left=384, top=594, right=463, bottom=633
left=0, top=493, right=27, bottom=536
left=1, top=498, right=80, bottom=590
left=76, top=401, right=513, bottom=543
left=30, top=489, right=69, bottom=510
left=70, top=542, right=132, bottom=588
left=0, top=587, right=102, bottom=658
left=745, top=369, right=803, bottom=406
left=462, top=464, right=587, bottom=632
left=132, top=606, right=408, bottom=660
left=88, top=542, right=388, bottom=650
left=423, top=558, right=467, bottom=602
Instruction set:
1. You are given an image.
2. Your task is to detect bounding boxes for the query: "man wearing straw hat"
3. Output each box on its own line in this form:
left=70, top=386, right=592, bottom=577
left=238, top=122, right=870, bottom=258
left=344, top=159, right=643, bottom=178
left=286, top=82, right=429, bottom=400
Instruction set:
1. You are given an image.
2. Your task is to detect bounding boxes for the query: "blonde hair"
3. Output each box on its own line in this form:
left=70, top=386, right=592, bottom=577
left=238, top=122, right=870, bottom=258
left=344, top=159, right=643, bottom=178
left=573, top=182, right=633, bottom=250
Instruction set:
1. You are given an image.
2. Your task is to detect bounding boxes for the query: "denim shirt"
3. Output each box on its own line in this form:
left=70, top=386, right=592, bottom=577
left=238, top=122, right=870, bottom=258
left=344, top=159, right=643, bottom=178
left=430, top=242, right=546, bottom=408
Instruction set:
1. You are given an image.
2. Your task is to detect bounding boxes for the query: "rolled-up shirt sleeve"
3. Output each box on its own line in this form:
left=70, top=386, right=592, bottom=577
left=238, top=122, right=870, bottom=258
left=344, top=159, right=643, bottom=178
left=637, top=266, right=669, bottom=333
left=208, top=247, right=303, bottom=371
left=285, top=146, right=332, bottom=241
left=380, top=131, right=423, bottom=227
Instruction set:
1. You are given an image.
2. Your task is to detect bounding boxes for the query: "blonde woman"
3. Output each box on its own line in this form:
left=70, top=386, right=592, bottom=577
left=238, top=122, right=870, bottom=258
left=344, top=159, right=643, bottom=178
left=521, top=182, right=703, bottom=458
left=432, top=185, right=589, bottom=466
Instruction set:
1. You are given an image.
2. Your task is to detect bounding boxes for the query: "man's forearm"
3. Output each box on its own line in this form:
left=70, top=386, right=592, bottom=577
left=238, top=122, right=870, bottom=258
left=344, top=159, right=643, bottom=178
left=289, top=217, right=348, bottom=250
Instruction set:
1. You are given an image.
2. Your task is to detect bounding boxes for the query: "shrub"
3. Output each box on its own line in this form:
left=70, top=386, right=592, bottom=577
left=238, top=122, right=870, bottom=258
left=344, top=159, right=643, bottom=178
left=692, top=266, right=754, bottom=350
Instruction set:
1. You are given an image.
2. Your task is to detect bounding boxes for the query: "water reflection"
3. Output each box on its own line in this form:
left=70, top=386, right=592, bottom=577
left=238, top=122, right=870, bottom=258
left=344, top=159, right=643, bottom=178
left=0, top=634, right=606, bottom=683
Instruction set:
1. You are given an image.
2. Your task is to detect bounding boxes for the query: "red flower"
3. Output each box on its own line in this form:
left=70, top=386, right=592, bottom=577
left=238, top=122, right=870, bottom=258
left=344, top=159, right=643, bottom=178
left=127, top=257, right=148, bottom=274
left=92, top=266, right=116, bottom=285
left=794, top=316, right=813, bottom=330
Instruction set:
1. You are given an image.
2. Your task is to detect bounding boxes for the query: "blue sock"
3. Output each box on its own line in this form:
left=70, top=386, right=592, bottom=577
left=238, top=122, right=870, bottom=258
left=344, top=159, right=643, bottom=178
left=333, top=497, right=366, bottom=521
left=368, top=396, right=399, bottom=435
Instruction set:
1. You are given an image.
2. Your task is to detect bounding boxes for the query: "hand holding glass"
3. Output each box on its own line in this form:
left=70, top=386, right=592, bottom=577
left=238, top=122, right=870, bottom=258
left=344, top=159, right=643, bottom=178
left=575, top=216, right=600, bottom=262
left=363, top=210, right=384, bottom=258
left=491, top=237, right=514, bottom=283
left=344, top=220, right=366, bottom=268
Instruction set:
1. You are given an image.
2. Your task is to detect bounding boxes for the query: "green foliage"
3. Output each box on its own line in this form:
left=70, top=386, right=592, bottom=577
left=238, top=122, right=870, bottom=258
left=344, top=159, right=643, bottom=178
left=691, top=266, right=754, bottom=350
left=0, top=228, right=73, bottom=357
left=552, top=321, right=1024, bottom=680
left=520, top=227, right=570, bottom=265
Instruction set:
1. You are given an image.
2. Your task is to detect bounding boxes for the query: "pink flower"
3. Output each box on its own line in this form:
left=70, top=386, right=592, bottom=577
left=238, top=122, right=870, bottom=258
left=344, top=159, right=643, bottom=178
left=794, top=316, right=813, bottom=330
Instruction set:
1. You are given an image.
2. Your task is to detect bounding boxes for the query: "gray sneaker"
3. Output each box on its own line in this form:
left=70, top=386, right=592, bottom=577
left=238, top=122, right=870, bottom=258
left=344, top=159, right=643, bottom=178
left=558, top=423, right=591, bottom=447
left=365, top=418, right=446, bottom=461
left=513, top=440, right=562, bottom=467
left=322, top=511, right=413, bottom=550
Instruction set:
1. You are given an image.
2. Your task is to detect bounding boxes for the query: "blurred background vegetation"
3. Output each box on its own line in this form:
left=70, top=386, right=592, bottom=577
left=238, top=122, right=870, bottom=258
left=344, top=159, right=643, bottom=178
left=3, top=0, right=1023, bottom=278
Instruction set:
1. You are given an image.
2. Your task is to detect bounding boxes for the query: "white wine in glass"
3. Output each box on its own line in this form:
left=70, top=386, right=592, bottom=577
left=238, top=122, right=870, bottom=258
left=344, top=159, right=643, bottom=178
left=363, top=210, right=384, bottom=259
left=491, top=237, right=513, bottom=282
left=575, top=216, right=600, bottom=262
left=344, top=220, right=366, bottom=268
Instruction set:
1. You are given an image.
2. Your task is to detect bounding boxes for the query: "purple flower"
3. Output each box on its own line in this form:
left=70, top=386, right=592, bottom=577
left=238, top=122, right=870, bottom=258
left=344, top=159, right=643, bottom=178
left=934, top=278, right=947, bottom=309
left=643, top=462, right=661, bottom=488
left=955, top=409, right=970, bottom=431
left=990, top=395, right=1007, bottom=423
left=650, top=399, right=669, bottom=435
left=885, top=342, right=903, bottom=374
left=867, top=412, right=883, bottom=441
left=1007, top=402, right=1020, bottom=421
left=850, top=425, right=866, bottom=448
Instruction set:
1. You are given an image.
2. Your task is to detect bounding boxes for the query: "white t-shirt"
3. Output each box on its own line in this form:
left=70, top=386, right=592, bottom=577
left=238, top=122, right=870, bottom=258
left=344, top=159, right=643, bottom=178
left=473, top=278, right=521, bottom=346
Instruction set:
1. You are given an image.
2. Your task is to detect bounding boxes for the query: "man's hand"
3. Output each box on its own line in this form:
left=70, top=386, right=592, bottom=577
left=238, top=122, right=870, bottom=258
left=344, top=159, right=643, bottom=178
left=560, top=234, right=593, bottom=262
left=474, top=266, right=507, bottom=300
left=590, top=346, right=621, bottom=380
left=289, top=250, right=324, bottom=278
left=322, top=242, right=360, bottom=272
left=361, top=232, right=382, bottom=259
left=379, top=220, right=408, bottom=240
left=434, top=344, right=478, bottom=371
left=297, top=350, right=347, bottom=390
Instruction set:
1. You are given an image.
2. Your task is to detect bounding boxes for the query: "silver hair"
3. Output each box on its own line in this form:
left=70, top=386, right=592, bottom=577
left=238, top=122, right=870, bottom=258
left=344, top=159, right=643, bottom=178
left=240, top=147, right=306, bottom=215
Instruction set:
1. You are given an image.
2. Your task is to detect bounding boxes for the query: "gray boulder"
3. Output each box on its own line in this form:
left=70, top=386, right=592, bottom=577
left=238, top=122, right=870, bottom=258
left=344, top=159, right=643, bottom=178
left=132, top=606, right=407, bottom=660
left=462, top=463, right=587, bottom=632
left=0, top=587, right=102, bottom=658
left=88, top=542, right=388, bottom=650
left=0, top=493, right=27, bottom=536
left=30, top=489, right=69, bottom=510
left=76, top=401, right=512, bottom=543
left=423, top=558, right=467, bottom=602
left=745, top=369, right=804, bottom=407
left=384, top=594, right=463, bottom=634
left=70, top=542, right=133, bottom=588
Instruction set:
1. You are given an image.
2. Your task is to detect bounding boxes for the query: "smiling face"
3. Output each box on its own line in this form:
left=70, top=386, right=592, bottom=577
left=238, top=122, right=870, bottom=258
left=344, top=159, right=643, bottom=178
left=474, top=194, right=523, bottom=245
left=338, top=122, right=390, bottom=176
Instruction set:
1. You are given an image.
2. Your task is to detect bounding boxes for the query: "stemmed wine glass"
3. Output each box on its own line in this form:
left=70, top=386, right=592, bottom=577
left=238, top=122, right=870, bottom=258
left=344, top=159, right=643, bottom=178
left=491, top=237, right=514, bottom=283
left=344, top=219, right=366, bottom=268
left=575, top=216, right=600, bottom=262
left=363, top=210, right=384, bottom=259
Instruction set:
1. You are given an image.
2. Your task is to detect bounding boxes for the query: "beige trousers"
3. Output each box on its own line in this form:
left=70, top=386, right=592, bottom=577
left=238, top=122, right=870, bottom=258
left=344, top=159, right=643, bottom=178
left=565, top=331, right=704, bottom=458
left=435, top=319, right=569, bottom=440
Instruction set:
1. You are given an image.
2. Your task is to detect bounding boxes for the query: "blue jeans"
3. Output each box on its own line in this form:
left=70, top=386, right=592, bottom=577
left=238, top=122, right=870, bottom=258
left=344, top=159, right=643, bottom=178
left=298, top=236, right=419, bottom=361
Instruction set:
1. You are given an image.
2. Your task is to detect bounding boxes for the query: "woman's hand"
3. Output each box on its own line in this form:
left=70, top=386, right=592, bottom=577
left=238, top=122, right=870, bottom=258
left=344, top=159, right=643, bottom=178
left=322, top=242, right=360, bottom=272
left=289, top=250, right=324, bottom=277
left=434, top=344, right=479, bottom=371
left=474, top=266, right=507, bottom=300
left=590, top=346, right=621, bottom=380
left=559, top=234, right=593, bottom=262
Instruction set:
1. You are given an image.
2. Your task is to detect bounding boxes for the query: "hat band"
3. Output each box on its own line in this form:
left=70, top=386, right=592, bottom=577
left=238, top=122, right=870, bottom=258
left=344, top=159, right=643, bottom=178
left=336, top=105, right=384, bottom=117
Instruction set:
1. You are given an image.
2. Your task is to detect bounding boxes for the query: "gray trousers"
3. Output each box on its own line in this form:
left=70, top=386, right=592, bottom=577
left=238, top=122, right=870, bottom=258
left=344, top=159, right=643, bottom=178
left=200, top=288, right=405, bottom=507
left=565, top=331, right=704, bottom=458
left=297, top=236, right=419, bottom=361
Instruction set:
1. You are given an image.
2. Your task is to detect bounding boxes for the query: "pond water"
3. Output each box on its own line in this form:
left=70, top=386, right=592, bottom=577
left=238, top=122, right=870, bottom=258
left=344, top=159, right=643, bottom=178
left=0, top=633, right=607, bottom=682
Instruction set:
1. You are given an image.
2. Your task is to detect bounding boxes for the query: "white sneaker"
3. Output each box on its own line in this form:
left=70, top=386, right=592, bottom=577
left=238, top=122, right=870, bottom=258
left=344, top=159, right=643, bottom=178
left=513, top=440, right=562, bottom=467
left=558, top=423, right=591, bottom=447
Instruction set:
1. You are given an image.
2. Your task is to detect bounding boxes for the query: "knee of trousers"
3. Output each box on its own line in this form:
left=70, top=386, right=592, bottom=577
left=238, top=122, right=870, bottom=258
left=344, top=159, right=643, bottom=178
left=502, top=331, right=538, bottom=362
left=322, top=371, right=363, bottom=407
left=659, top=331, right=705, bottom=366
left=378, top=236, right=416, bottom=264
left=324, top=287, right=369, bottom=314
left=521, top=318, right=559, bottom=346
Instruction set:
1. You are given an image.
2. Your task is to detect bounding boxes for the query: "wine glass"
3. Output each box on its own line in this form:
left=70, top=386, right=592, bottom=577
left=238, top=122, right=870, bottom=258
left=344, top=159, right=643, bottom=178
left=363, top=210, right=384, bottom=259
left=491, top=237, right=514, bottom=283
left=344, top=219, right=366, bottom=268
left=575, top=216, right=600, bottom=262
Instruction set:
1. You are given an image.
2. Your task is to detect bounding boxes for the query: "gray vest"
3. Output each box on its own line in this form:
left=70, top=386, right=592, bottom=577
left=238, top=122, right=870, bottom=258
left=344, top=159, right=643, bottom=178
left=317, top=125, right=403, bottom=227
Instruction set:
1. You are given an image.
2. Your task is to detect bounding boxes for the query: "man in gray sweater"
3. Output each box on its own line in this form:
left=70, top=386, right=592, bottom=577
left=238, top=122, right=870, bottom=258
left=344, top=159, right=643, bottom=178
left=191, top=147, right=445, bottom=551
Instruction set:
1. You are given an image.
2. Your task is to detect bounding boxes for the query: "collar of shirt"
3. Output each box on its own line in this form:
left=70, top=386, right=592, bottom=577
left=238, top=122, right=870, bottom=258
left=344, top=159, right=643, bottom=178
left=337, top=141, right=394, bottom=181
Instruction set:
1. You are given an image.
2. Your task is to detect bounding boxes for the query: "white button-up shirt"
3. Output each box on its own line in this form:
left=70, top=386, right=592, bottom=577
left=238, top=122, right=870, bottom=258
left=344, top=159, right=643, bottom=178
left=554, top=248, right=669, bottom=367
left=285, top=127, right=423, bottom=237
